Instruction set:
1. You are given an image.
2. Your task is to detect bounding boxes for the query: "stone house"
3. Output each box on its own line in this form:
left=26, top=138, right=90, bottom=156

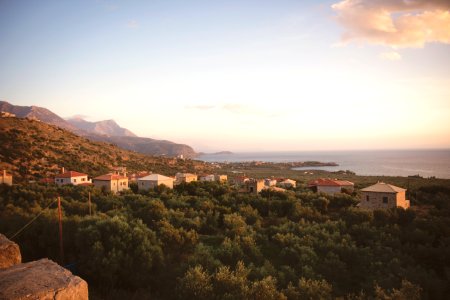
left=0, top=170, right=12, bottom=185
left=54, top=169, right=91, bottom=186
left=308, top=178, right=354, bottom=195
left=93, top=174, right=129, bottom=194
left=246, top=179, right=265, bottom=194
left=138, top=174, right=174, bottom=190
left=214, top=174, right=228, bottom=183
left=359, top=182, right=410, bottom=209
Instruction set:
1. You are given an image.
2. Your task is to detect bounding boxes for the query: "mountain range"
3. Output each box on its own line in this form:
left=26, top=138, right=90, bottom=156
left=0, top=100, right=197, bottom=158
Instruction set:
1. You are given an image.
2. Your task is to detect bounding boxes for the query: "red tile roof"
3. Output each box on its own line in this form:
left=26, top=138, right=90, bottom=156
left=94, top=174, right=128, bottom=181
left=55, top=171, right=88, bottom=178
left=308, top=178, right=354, bottom=187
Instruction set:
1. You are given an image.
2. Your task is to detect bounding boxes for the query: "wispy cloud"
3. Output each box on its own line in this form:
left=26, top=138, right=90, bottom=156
left=379, top=51, right=402, bottom=61
left=185, top=104, right=215, bottom=110
left=331, top=0, right=450, bottom=48
left=127, top=20, right=139, bottom=29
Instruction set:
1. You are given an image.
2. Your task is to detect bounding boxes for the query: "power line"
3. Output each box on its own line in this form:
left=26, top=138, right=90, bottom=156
left=8, top=198, right=58, bottom=240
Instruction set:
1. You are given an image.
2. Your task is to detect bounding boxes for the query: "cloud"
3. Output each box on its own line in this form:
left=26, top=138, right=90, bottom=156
left=379, top=51, right=402, bottom=60
left=185, top=104, right=216, bottom=110
left=332, top=0, right=450, bottom=48
left=127, top=20, right=139, bottom=29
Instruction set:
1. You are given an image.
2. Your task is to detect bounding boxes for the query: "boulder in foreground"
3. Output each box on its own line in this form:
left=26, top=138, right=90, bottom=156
left=0, top=258, right=88, bottom=300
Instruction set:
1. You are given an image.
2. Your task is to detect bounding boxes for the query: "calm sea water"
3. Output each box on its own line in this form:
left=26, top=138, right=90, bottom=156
left=197, top=149, right=450, bottom=179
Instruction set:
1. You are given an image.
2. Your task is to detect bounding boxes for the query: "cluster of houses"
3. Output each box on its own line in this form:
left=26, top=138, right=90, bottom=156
left=1, top=167, right=410, bottom=210
left=307, top=178, right=410, bottom=209
left=47, top=167, right=229, bottom=194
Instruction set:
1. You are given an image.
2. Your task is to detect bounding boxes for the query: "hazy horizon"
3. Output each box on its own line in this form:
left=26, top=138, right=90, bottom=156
left=1, top=0, right=449, bottom=152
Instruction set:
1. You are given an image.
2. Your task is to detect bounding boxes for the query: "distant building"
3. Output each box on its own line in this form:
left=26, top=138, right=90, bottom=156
left=138, top=174, right=174, bottom=190
left=54, top=168, right=91, bottom=186
left=93, top=174, right=129, bottom=194
left=359, top=182, right=410, bottom=210
left=278, top=179, right=296, bottom=188
left=175, top=173, right=197, bottom=184
left=308, top=178, right=354, bottom=195
left=0, top=170, right=12, bottom=185
left=264, top=178, right=277, bottom=187
left=246, top=179, right=265, bottom=194
left=199, top=174, right=215, bottom=182
left=231, top=176, right=250, bottom=186
left=214, top=174, right=228, bottom=183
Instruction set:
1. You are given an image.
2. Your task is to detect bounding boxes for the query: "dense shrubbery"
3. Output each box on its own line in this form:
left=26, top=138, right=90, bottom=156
left=0, top=181, right=449, bottom=299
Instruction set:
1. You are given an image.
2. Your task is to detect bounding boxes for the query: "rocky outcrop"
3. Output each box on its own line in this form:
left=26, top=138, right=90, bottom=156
left=0, top=258, right=88, bottom=300
left=0, top=233, right=21, bottom=269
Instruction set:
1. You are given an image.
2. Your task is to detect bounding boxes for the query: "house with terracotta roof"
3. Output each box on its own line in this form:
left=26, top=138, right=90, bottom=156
left=127, top=171, right=152, bottom=182
left=175, top=173, right=197, bottom=184
left=0, top=170, right=12, bottom=186
left=308, top=178, right=354, bottom=195
left=93, top=174, right=129, bottom=194
left=54, top=169, right=91, bottom=186
left=138, top=174, right=174, bottom=190
left=359, top=182, right=410, bottom=210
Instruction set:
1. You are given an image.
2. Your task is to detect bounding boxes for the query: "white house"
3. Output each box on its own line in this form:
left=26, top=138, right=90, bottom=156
left=54, top=170, right=91, bottom=186
left=138, top=174, right=174, bottom=190
left=199, top=174, right=215, bottom=182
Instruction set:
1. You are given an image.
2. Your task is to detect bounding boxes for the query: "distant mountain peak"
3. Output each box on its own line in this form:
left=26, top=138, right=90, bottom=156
left=1, top=100, right=197, bottom=158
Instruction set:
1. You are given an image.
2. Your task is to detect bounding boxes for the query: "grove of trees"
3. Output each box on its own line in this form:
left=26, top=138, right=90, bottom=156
left=0, top=180, right=449, bottom=299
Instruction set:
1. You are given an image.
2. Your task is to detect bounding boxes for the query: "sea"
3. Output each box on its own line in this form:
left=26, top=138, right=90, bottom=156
left=197, top=149, right=450, bottom=179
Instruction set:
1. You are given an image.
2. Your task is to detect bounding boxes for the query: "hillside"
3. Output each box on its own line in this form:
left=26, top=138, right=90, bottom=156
left=67, top=117, right=137, bottom=137
left=0, top=117, right=210, bottom=182
left=0, top=101, right=197, bottom=158
left=87, top=135, right=197, bottom=158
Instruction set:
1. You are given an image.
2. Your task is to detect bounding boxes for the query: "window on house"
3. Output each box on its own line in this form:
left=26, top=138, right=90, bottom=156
left=74, top=179, right=77, bottom=182
left=366, top=195, right=369, bottom=201
left=82, top=178, right=85, bottom=181
left=383, top=197, right=388, bottom=204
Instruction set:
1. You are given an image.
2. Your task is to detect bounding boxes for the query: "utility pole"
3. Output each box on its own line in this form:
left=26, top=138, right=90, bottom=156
left=57, top=196, right=64, bottom=265
left=88, top=192, right=92, bottom=216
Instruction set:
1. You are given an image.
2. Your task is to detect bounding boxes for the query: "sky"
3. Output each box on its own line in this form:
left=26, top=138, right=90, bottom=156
left=0, top=0, right=449, bottom=152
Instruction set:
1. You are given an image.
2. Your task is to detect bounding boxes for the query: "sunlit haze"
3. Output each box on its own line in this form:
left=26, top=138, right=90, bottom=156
left=1, top=0, right=449, bottom=152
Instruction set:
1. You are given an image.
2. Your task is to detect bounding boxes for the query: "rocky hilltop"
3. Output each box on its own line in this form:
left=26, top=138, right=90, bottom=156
left=67, top=117, right=137, bottom=137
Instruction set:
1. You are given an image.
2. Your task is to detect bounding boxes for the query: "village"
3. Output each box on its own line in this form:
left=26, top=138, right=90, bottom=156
left=1, top=166, right=410, bottom=210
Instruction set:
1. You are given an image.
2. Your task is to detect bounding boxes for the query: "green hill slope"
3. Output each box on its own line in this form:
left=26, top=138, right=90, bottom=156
left=0, top=117, right=209, bottom=182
